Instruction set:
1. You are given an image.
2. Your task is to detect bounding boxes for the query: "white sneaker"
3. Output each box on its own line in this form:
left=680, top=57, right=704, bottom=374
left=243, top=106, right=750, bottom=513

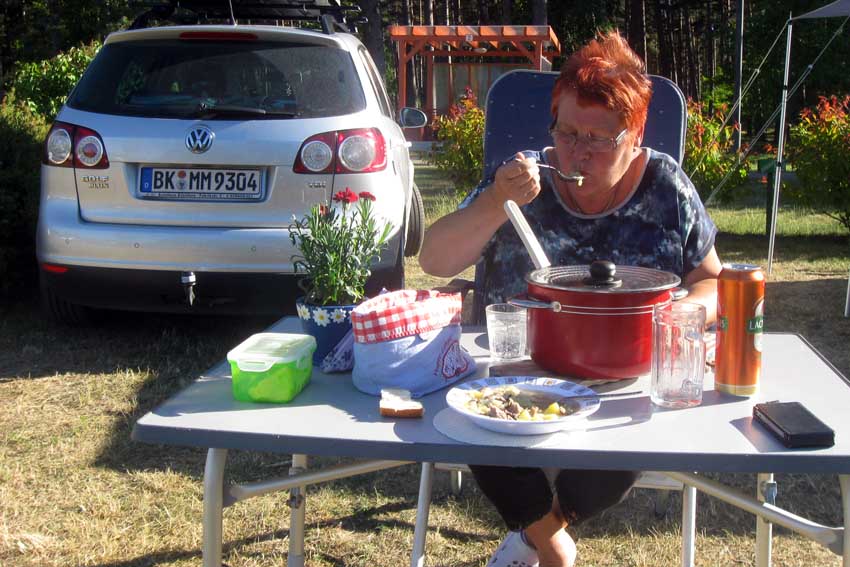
left=486, top=530, right=539, bottom=567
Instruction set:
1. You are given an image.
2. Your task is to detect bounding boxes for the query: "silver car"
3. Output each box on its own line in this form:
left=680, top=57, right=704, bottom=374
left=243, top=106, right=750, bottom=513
left=37, top=19, right=427, bottom=323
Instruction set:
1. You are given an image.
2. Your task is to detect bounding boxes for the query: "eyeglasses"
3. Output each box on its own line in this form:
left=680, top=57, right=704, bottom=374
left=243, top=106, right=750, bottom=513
left=548, top=126, right=628, bottom=153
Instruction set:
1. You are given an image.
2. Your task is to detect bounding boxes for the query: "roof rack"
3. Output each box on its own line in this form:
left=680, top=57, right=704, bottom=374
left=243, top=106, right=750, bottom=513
left=128, top=0, right=365, bottom=34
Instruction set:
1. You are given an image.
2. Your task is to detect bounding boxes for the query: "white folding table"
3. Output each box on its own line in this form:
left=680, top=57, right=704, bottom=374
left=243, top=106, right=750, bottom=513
left=133, top=317, right=850, bottom=567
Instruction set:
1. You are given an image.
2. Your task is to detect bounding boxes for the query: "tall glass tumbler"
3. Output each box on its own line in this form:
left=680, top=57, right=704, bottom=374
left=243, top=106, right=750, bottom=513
left=651, top=302, right=707, bottom=409
left=485, top=303, right=528, bottom=361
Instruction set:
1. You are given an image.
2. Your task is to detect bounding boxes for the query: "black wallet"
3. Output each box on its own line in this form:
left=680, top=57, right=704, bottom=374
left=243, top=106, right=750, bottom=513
left=753, top=401, right=835, bottom=448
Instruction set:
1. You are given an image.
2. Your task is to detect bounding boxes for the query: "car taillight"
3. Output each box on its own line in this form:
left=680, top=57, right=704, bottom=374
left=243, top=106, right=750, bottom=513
left=43, top=122, right=110, bottom=169
left=336, top=128, right=386, bottom=173
left=294, top=128, right=386, bottom=175
left=45, top=122, right=74, bottom=166
left=294, top=132, right=336, bottom=173
left=41, top=263, right=69, bottom=274
left=73, top=126, right=109, bottom=169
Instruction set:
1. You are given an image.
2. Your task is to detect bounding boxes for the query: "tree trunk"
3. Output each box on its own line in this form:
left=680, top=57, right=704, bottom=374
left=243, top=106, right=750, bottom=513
left=684, top=5, right=700, bottom=101
left=675, top=8, right=689, bottom=99
left=627, top=0, right=647, bottom=64
left=501, top=0, right=512, bottom=24
left=359, top=0, right=386, bottom=77
left=653, top=0, right=672, bottom=79
left=706, top=0, right=716, bottom=113
left=531, top=0, right=547, bottom=26
left=399, top=0, right=417, bottom=107
left=477, top=0, right=489, bottom=24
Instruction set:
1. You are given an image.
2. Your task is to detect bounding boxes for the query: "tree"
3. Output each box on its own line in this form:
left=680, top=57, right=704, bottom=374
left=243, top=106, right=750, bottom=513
left=627, top=0, right=647, bottom=63
left=1, top=0, right=130, bottom=88
left=360, top=0, right=386, bottom=76
left=531, top=0, right=547, bottom=26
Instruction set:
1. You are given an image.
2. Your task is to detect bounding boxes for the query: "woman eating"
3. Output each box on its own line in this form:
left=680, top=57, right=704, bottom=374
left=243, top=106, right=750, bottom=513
left=419, top=30, right=722, bottom=567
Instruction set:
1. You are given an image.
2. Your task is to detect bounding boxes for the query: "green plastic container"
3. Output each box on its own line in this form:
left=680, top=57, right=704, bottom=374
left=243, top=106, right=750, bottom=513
left=228, top=333, right=317, bottom=403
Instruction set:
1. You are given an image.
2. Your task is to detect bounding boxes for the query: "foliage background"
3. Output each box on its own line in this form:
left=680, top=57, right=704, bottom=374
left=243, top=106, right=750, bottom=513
left=12, top=40, right=101, bottom=119
left=684, top=100, right=750, bottom=202
left=786, top=95, right=850, bottom=233
left=430, top=86, right=485, bottom=193
left=0, top=93, right=48, bottom=297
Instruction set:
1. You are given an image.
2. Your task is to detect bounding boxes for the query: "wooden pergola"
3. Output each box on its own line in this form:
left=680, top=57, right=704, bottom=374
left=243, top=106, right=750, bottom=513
left=389, top=25, right=561, bottom=121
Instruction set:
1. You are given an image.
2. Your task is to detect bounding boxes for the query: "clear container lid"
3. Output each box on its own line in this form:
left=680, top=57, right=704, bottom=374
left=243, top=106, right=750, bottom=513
left=227, top=333, right=317, bottom=372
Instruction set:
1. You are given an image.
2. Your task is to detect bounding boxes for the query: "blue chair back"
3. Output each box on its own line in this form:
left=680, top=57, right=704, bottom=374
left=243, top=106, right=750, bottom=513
left=471, top=70, right=687, bottom=323
left=482, top=70, right=686, bottom=179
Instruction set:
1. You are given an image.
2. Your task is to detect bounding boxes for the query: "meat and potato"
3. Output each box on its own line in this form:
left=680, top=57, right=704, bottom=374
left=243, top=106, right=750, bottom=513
left=464, top=385, right=577, bottom=421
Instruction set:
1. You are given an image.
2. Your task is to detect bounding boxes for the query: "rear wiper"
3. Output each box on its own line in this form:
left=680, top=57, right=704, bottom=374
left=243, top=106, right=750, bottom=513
left=195, top=102, right=295, bottom=118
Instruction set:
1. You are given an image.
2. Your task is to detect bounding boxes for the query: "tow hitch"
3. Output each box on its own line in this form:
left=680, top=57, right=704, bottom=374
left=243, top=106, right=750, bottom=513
left=181, top=271, right=197, bottom=307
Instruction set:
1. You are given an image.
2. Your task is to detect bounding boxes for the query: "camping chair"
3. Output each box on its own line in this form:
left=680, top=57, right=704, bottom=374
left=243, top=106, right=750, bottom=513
left=411, top=70, right=690, bottom=566
left=467, top=70, right=687, bottom=324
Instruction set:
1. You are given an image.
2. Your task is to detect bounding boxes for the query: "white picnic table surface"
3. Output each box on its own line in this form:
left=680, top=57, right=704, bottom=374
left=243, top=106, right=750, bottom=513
left=133, top=317, right=850, bottom=567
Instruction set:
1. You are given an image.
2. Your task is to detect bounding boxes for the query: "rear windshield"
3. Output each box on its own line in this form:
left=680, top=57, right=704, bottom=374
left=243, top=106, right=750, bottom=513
left=67, top=39, right=366, bottom=119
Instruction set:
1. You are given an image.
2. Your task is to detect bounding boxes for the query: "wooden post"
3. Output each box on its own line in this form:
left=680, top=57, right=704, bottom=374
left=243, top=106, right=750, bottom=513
left=397, top=40, right=408, bottom=113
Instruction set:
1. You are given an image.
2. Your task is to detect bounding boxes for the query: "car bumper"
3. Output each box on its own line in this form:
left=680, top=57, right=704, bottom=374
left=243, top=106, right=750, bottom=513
left=39, top=237, right=402, bottom=315
left=37, top=195, right=402, bottom=273
left=39, top=265, right=307, bottom=314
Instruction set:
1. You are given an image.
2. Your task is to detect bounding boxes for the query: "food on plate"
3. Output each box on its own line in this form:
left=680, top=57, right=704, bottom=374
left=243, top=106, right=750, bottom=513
left=464, top=385, right=577, bottom=421
left=379, top=388, right=424, bottom=418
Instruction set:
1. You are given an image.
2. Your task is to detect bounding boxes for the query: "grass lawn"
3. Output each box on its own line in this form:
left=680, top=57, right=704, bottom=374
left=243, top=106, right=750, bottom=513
left=1, top=161, right=849, bottom=567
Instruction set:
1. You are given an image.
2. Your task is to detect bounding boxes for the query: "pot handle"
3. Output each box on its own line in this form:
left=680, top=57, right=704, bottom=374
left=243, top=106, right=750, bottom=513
left=671, top=287, right=689, bottom=301
left=507, top=294, right=562, bottom=312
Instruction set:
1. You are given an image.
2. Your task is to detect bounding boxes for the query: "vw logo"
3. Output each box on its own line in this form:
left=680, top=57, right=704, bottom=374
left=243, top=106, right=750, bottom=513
left=185, top=126, right=214, bottom=154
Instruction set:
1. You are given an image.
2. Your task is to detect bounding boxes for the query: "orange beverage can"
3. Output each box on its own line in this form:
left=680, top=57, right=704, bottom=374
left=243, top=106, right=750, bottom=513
left=715, top=263, right=765, bottom=396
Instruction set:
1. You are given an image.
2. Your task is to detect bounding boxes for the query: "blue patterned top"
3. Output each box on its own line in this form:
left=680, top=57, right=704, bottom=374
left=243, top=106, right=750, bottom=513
left=459, top=148, right=717, bottom=320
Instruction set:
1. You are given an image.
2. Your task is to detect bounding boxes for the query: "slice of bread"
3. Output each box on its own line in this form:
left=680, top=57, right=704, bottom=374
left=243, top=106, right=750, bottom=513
left=379, top=388, right=424, bottom=418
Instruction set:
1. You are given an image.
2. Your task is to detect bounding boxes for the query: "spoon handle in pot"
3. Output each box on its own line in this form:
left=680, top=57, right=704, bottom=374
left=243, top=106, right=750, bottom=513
left=504, top=200, right=551, bottom=270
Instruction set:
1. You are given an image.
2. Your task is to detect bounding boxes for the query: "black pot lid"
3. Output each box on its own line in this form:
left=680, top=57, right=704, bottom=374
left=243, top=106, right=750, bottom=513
left=527, top=260, right=681, bottom=293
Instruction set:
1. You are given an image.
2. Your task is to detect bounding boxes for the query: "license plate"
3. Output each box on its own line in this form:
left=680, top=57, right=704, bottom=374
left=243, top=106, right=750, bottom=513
left=139, top=167, right=263, bottom=201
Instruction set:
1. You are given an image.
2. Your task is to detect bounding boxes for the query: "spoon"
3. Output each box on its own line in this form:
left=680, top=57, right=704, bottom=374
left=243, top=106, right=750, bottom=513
left=506, top=155, right=584, bottom=185
left=561, top=390, right=643, bottom=402
left=536, top=163, right=585, bottom=185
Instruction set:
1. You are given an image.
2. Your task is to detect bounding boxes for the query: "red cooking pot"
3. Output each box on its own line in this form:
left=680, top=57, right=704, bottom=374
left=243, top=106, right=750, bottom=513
left=509, top=260, right=683, bottom=380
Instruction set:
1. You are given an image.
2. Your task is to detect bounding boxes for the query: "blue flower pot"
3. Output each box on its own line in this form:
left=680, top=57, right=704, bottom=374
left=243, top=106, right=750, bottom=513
left=295, top=297, right=356, bottom=364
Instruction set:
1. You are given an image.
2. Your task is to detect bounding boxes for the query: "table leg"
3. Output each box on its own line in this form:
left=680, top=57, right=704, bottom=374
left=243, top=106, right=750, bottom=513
left=287, top=454, right=308, bottom=567
left=410, top=463, right=434, bottom=567
left=756, top=473, right=776, bottom=567
left=203, top=448, right=228, bottom=567
left=681, top=483, right=696, bottom=567
left=840, top=474, right=850, bottom=567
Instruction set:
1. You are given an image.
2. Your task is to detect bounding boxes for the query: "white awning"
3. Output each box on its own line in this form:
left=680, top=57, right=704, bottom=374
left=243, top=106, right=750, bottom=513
left=794, top=0, right=850, bottom=20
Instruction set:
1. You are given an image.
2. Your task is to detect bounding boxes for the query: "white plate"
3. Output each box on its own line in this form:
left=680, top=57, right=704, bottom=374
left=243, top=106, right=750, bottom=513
left=445, top=376, right=601, bottom=436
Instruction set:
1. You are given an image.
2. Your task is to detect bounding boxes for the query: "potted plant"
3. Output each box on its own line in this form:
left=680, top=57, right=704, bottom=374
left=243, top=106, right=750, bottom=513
left=290, top=187, right=392, bottom=362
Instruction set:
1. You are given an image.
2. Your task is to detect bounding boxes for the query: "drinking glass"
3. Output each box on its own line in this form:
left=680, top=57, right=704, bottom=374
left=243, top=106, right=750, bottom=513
left=485, top=303, right=527, bottom=361
left=651, top=302, right=707, bottom=409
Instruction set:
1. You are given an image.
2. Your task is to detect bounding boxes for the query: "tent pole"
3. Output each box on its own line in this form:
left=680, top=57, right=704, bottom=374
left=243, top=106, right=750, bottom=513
left=845, top=268, right=849, bottom=318
left=767, top=16, right=793, bottom=276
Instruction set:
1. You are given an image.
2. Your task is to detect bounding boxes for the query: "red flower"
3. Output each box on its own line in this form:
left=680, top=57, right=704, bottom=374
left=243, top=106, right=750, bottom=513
left=358, top=191, right=376, bottom=201
left=318, top=204, right=329, bottom=216
left=333, top=187, right=359, bottom=204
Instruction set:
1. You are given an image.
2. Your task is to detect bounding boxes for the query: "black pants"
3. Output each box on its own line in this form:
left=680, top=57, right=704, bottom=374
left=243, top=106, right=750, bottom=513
left=469, top=465, right=638, bottom=531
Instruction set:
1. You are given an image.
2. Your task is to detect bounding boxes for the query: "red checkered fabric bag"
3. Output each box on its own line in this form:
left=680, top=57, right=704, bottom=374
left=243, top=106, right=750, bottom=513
left=351, top=289, right=475, bottom=397
left=352, top=290, right=462, bottom=344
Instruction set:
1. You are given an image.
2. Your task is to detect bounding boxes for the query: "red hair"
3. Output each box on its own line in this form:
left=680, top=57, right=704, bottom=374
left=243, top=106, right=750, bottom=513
left=551, top=30, right=652, bottom=133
